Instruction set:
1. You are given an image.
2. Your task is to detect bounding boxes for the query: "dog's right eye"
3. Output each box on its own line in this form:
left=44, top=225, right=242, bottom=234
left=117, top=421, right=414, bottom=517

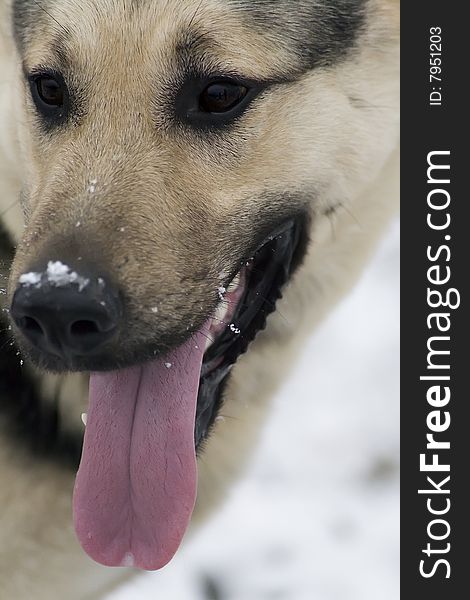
left=28, top=71, right=68, bottom=124
left=35, top=76, right=64, bottom=107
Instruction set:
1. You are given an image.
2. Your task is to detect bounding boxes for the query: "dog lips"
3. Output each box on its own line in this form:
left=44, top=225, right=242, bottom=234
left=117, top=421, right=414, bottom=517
left=73, top=333, right=206, bottom=570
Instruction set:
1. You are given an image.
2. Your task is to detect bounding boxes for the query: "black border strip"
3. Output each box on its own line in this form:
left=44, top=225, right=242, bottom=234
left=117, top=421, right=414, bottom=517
left=401, top=4, right=468, bottom=596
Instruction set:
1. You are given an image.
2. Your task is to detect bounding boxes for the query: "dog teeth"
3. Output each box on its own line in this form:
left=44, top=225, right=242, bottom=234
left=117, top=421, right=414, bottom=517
left=205, top=272, right=243, bottom=352
left=81, top=413, right=88, bottom=426
left=214, top=299, right=230, bottom=324
left=204, top=333, right=215, bottom=352
left=227, top=273, right=240, bottom=293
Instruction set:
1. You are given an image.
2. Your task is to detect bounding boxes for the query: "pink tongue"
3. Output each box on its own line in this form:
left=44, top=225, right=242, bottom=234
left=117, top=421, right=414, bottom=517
left=73, top=333, right=206, bottom=570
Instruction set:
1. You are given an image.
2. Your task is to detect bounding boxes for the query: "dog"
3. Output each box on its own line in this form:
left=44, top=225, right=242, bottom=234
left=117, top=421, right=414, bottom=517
left=0, top=0, right=399, bottom=597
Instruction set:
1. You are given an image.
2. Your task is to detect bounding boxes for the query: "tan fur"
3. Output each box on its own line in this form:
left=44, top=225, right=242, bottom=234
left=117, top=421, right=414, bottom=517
left=0, top=0, right=399, bottom=597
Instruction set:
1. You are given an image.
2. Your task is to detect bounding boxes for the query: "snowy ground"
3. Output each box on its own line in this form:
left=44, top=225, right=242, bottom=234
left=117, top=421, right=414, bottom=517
left=106, top=220, right=399, bottom=600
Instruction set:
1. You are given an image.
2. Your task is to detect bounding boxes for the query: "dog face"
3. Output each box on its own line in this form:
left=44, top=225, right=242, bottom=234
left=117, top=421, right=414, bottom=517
left=5, top=0, right=399, bottom=571
left=7, top=0, right=400, bottom=372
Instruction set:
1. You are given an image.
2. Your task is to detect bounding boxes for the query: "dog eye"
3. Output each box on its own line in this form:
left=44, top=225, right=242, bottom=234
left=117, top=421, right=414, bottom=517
left=28, top=71, right=68, bottom=124
left=199, top=82, right=248, bottom=114
left=174, top=75, right=261, bottom=130
left=35, top=76, right=65, bottom=107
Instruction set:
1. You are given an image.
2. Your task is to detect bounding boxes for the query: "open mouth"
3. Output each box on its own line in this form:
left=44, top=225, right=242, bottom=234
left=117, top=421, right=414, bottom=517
left=60, top=217, right=307, bottom=571
left=196, top=217, right=306, bottom=448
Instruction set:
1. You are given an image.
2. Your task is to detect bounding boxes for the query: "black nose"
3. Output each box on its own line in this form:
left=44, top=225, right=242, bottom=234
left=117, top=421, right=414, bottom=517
left=11, top=269, right=121, bottom=359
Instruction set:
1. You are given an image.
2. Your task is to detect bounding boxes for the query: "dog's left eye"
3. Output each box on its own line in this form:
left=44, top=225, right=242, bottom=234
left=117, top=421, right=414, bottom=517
left=174, top=75, right=258, bottom=129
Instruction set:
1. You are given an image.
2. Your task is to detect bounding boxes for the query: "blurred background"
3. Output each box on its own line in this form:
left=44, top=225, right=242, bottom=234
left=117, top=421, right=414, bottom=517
left=106, top=219, right=399, bottom=600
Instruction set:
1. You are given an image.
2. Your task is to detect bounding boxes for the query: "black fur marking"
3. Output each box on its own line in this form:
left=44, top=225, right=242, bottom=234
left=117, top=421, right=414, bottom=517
left=0, top=221, right=14, bottom=260
left=0, top=222, right=82, bottom=468
left=229, top=0, right=367, bottom=72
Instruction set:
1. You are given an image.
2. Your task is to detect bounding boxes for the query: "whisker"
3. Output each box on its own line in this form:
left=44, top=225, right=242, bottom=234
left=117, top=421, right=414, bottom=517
left=0, top=199, right=20, bottom=219
left=338, top=203, right=363, bottom=228
left=31, top=0, right=69, bottom=36
left=187, top=0, right=205, bottom=29
left=0, top=336, right=15, bottom=353
left=191, top=328, right=214, bottom=348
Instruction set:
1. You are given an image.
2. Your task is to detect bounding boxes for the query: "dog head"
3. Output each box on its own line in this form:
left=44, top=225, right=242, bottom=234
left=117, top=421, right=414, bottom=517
left=7, top=0, right=399, bottom=571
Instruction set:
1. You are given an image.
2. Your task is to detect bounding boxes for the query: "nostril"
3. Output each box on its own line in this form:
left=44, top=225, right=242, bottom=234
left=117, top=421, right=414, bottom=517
left=11, top=270, right=121, bottom=358
left=70, top=320, right=101, bottom=337
left=18, top=316, right=44, bottom=337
